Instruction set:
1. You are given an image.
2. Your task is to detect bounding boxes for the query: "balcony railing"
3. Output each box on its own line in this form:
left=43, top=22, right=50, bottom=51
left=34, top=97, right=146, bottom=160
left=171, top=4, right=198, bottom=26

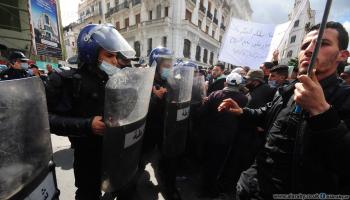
left=105, top=1, right=129, bottom=18
left=207, top=11, right=213, bottom=20
left=213, top=18, right=218, bottom=24
left=132, top=0, right=141, bottom=6
left=199, top=4, right=206, bottom=13
left=220, top=23, right=226, bottom=30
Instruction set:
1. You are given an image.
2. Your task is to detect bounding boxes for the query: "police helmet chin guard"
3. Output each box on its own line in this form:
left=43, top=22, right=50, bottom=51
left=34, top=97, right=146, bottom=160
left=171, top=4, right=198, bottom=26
left=77, top=24, right=136, bottom=68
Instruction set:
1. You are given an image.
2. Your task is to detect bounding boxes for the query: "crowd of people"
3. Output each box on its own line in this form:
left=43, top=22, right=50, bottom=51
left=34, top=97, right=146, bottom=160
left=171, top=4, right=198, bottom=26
left=1, top=21, right=350, bottom=200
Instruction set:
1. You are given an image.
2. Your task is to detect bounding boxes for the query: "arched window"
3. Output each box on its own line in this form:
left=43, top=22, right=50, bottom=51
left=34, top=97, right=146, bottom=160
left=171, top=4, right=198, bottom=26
left=183, top=39, right=191, bottom=58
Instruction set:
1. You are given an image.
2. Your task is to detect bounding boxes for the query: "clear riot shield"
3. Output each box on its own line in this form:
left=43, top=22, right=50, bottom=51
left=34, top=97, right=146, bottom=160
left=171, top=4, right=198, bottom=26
left=191, top=73, right=207, bottom=104
left=0, top=77, right=58, bottom=200
left=102, top=67, right=155, bottom=192
left=163, top=66, right=194, bottom=157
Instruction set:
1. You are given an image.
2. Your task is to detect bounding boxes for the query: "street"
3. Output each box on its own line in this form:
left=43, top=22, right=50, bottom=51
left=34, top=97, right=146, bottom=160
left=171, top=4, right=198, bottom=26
left=51, top=135, right=204, bottom=200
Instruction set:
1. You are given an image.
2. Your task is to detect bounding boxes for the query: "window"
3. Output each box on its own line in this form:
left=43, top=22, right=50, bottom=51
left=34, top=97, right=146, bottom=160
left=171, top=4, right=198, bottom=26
left=149, top=11, right=153, bottom=20
left=98, top=2, right=102, bottom=15
left=195, top=45, right=201, bottom=61
left=183, top=39, right=191, bottom=58
left=203, top=49, right=208, bottom=63
left=147, top=38, right=152, bottom=55
left=115, top=0, right=119, bottom=6
left=107, top=2, right=110, bottom=10
left=294, top=20, right=299, bottom=28
left=209, top=52, right=214, bottom=65
left=157, top=4, right=161, bottom=19
left=219, top=36, right=222, bottom=42
left=206, top=26, right=209, bottom=33
left=125, top=18, right=129, bottom=27
left=91, top=5, right=94, bottom=13
left=198, top=20, right=202, bottom=29
left=162, top=36, right=167, bottom=47
left=287, top=50, right=293, bottom=58
left=290, top=35, right=296, bottom=43
left=134, top=41, right=141, bottom=57
left=136, top=14, right=141, bottom=24
left=72, top=41, right=75, bottom=47
left=98, top=20, right=101, bottom=24
left=165, top=7, right=169, bottom=17
left=185, top=10, right=192, bottom=22
left=208, top=2, right=212, bottom=12
left=115, top=21, right=120, bottom=30
left=214, top=9, right=217, bottom=19
left=212, top=30, right=215, bottom=37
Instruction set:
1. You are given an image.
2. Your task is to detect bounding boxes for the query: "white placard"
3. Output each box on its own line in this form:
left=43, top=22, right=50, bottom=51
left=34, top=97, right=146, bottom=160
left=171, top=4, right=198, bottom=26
left=176, top=107, right=190, bottom=122
left=124, top=123, right=145, bottom=148
left=24, top=172, right=56, bottom=200
left=219, top=18, right=276, bottom=68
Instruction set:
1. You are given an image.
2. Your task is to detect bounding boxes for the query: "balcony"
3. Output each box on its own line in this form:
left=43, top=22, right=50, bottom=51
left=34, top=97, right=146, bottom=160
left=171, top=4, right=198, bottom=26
left=213, top=18, right=218, bottom=24
left=207, top=11, right=213, bottom=20
left=199, top=4, right=206, bottom=14
left=105, top=1, right=129, bottom=18
left=220, top=23, right=226, bottom=31
left=132, top=0, right=141, bottom=6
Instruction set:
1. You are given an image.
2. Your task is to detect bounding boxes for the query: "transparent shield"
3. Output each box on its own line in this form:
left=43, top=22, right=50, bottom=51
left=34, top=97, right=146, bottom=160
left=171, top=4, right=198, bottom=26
left=104, top=67, right=156, bottom=127
left=192, top=74, right=207, bottom=103
left=166, top=67, right=194, bottom=103
left=0, top=77, right=52, bottom=199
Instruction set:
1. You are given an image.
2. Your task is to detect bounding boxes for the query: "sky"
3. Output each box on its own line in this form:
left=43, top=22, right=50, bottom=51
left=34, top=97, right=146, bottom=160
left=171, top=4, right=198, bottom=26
left=59, top=0, right=350, bottom=35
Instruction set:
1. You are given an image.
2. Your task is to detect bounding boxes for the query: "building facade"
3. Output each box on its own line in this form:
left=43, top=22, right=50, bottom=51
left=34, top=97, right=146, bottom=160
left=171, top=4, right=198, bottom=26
left=279, top=0, right=315, bottom=64
left=65, top=0, right=252, bottom=68
left=0, top=0, right=32, bottom=63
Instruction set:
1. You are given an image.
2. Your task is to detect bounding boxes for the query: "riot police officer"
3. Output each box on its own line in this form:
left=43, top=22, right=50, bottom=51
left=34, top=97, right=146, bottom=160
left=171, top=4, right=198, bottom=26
left=139, top=47, right=183, bottom=200
left=0, top=51, right=30, bottom=80
left=45, top=24, right=136, bottom=200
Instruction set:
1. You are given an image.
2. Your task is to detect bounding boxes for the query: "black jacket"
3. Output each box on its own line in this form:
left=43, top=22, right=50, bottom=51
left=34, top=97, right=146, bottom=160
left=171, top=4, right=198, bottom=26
left=143, top=78, right=167, bottom=150
left=200, top=88, right=248, bottom=144
left=241, top=74, right=350, bottom=194
left=45, top=68, right=107, bottom=140
left=0, top=67, right=29, bottom=80
left=246, top=83, right=275, bottom=109
left=207, top=77, right=226, bottom=95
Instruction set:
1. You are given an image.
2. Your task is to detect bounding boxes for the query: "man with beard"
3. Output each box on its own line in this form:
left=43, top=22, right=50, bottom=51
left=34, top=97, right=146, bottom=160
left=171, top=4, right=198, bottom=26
left=219, top=21, right=350, bottom=198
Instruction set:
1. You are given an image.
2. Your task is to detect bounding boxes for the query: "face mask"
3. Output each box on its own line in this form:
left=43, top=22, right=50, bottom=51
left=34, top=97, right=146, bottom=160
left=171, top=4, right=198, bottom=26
left=99, top=60, right=119, bottom=77
left=268, top=80, right=277, bottom=88
left=27, top=69, right=34, bottom=76
left=20, top=62, right=29, bottom=70
left=161, top=68, right=171, bottom=80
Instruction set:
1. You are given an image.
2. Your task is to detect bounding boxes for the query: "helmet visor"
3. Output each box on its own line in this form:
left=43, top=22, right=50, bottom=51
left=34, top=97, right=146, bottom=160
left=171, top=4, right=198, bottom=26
left=88, top=25, right=136, bottom=59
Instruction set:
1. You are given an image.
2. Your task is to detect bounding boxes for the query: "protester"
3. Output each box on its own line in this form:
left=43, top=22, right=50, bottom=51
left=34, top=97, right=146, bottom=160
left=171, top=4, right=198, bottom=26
left=218, top=21, right=350, bottom=198
left=207, top=63, right=226, bottom=95
left=259, top=61, right=274, bottom=82
left=268, top=64, right=290, bottom=88
left=340, top=65, right=350, bottom=85
left=221, top=69, right=276, bottom=197
left=231, top=67, right=247, bottom=76
left=199, top=72, right=248, bottom=199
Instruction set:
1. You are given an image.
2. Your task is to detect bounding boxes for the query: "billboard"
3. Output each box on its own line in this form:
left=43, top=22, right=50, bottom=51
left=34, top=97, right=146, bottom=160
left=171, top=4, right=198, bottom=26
left=29, top=0, right=62, bottom=59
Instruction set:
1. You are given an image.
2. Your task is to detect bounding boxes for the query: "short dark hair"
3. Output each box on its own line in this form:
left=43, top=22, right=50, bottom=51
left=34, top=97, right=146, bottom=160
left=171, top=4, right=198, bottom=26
left=309, top=21, right=349, bottom=50
left=215, top=63, right=225, bottom=71
left=263, top=62, right=274, bottom=69
left=270, top=65, right=289, bottom=78
left=30, top=64, right=39, bottom=69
